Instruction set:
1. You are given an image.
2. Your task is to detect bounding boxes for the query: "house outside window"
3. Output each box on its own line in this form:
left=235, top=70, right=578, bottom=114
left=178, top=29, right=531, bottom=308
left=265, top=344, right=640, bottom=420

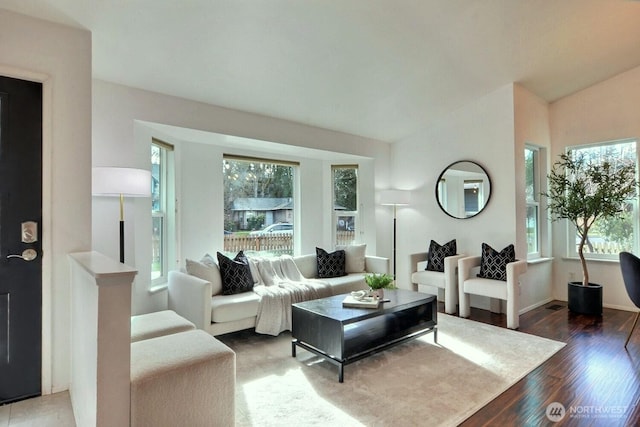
left=151, top=139, right=175, bottom=284
left=223, top=156, right=297, bottom=257
left=525, top=146, right=541, bottom=257
left=333, top=165, right=358, bottom=245
left=566, top=139, right=638, bottom=259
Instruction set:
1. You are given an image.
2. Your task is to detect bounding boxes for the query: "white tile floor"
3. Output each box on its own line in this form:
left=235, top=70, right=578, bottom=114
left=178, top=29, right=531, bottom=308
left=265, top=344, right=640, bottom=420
left=0, top=392, right=75, bottom=427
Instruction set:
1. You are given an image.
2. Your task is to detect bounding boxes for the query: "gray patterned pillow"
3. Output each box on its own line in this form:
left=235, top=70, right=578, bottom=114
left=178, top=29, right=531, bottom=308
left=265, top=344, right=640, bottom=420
left=316, top=247, right=347, bottom=278
left=426, top=239, right=457, bottom=272
left=217, top=251, right=254, bottom=295
left=477, top=243, right=515, bottom=281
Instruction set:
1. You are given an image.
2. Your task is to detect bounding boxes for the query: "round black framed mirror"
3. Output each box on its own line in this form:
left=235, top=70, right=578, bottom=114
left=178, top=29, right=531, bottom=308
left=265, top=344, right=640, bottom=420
left=436, top=160, right=491, bottom=219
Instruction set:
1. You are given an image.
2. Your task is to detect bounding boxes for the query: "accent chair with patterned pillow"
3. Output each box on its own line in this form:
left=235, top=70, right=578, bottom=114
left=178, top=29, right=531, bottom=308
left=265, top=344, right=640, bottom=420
left=458, top=243, right=527, bottom=329
left=217, top=251, right=255, bottom=295
left=426, top=239, right=457, bottom=272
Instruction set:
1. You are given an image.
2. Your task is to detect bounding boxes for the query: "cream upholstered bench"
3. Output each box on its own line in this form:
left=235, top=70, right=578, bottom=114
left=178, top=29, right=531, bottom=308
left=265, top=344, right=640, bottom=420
left=130, top=329, right=236, bottom=427
left=130, top=309, right=196, bottom=342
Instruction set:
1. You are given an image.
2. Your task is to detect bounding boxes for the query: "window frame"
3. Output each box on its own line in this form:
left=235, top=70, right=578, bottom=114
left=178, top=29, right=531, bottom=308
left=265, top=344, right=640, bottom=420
left=332, top=165, right=359, bottom=246
left=151, top=139, right=175, bottom=286
left=525, top=146, right=541, bottom=259
left=565, top=139, right=638, bottom=261
left=222, top=155, right=298, bottom=258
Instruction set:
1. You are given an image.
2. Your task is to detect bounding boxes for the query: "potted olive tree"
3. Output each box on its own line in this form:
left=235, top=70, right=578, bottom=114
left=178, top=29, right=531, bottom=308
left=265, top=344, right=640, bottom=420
left=543, top=152, right=638, bottom=315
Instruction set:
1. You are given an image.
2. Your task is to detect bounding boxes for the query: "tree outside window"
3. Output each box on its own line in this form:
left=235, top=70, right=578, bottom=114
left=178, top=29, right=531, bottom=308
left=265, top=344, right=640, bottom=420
left=567, top=140, right=637, bottom=258
left=223, top=157, right=296, bottom=257
left=333, top=166, right=358, bottom=245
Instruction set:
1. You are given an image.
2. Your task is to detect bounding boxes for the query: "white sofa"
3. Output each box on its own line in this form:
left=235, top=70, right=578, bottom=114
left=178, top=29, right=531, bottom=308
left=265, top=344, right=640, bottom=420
left=168, top=253, right=389, bottom=336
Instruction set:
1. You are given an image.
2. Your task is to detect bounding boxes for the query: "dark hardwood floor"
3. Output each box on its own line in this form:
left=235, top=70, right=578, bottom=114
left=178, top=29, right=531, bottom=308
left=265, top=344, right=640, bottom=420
left=458, top=301, right=640, bottom=426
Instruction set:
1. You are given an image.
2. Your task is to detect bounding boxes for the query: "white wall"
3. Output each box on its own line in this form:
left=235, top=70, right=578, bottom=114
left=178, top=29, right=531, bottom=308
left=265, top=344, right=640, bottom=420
left=0, top=10, right=92, bottom=393
left=549, top=65, right=640, bottom=311
left=514, top=84, right=553, bottom=311
left=391, top=85, right=517, bottom=295
left=391, top=84, right=553, bottom=312
left=92, top=80, right=391, bottom=315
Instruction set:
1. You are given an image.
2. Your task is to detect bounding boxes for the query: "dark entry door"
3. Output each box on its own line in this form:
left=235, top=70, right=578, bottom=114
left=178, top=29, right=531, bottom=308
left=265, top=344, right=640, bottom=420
left=0, top=76, right=43, bottom=404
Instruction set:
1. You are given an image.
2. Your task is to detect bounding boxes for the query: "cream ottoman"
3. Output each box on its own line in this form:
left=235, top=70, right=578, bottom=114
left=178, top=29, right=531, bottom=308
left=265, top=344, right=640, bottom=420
left=130, top=329, right=236, bottom=427
left=131, top=310, right=195, bottom=342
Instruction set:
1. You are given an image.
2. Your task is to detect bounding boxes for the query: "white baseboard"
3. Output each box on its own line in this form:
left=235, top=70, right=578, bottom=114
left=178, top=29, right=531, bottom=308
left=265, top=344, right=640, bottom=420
left=519, top=298, right=554, bottom=315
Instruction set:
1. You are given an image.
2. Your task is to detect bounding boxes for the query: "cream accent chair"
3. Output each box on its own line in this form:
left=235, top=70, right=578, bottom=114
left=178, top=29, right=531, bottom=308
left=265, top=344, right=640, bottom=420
left=458, top=256, right=527, bottom=329
left=410, top=252, right=467, bottom=314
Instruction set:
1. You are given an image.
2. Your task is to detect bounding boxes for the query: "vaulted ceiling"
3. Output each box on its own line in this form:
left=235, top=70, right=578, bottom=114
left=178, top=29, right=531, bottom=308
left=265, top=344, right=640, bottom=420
left=3, top=0, right=640, bottom=142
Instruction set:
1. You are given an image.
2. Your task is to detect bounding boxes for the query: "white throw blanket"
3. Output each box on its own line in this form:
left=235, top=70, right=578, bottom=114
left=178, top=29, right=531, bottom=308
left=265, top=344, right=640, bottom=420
left=251, top=255, right=332, bottom=336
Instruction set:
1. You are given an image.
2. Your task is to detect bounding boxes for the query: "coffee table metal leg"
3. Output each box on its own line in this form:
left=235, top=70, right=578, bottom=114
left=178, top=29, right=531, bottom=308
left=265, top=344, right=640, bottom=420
left=339, top=364, right=344, bottom=383
left=292, top=340, right=297, bottom=357
left=434, top=327, right=438, bottom=343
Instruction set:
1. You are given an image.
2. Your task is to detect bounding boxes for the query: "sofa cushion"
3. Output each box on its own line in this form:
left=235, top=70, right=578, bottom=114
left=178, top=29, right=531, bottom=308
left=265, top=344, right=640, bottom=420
left=426, top=239, right=456, bottom=272
left=477, top=243, right=515, bottom=281
left=320, top=273, right=367, bottom=295
left=292, top=254, right=317, bottom=279
left=316, top=247, right=347, bottom=278
left=185, top=254, right=222, bottom=295
left=411, top=270, right=447, bottom=289
left=211, top=292, right=261, bottom=323
left=336, top=243, right=366, bottom=273
left=217, top=251, right=255, bottom=295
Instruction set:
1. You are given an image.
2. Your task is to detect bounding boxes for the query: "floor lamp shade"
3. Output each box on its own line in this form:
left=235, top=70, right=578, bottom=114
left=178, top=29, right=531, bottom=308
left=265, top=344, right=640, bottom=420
left=379, top=190, right=411, bottom=207
left=92, top=167, right=151, bottom=263
left=380, top=189, right=410, bottom=281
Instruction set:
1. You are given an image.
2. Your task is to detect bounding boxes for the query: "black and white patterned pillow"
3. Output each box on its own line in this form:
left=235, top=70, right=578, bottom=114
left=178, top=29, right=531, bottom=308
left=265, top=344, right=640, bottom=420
left=217, top=251, right=255, bottom=295
left=316, top=247, right=347, bottom=278
left=477, top=243, right=515, bottom=281
left=426, top=239, right=457, bottom=272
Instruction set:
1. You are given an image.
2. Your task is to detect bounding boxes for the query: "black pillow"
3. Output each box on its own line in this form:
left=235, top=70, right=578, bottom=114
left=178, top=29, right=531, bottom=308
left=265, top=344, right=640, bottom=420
left=316, top=247, right=347, bottom=278
left=426, top=239, right=457, bottom=272
left=477, top=243, right=515, bottom=281
left=217, top=251, right=254, bottom=295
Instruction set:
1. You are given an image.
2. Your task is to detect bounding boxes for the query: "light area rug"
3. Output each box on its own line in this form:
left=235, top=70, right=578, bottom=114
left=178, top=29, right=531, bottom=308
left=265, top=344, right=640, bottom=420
left=218, top=313, right=565, bottom=426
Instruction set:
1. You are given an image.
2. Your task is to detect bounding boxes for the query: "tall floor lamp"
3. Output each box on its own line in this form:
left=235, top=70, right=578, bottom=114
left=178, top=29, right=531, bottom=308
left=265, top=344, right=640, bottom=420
left=380, top=190, right=411, bottom=280
left=92, top=167, right=151, bottom=263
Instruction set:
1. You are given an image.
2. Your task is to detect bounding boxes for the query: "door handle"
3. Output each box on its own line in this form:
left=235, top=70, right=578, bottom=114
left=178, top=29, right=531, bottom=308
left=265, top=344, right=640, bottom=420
left=7, top=249, right=38, bottom=261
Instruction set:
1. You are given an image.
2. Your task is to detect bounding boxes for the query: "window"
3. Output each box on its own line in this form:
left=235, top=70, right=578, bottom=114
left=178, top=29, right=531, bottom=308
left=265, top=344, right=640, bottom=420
left=567, top=139, right=637, bottom=259
left=525, top=147, right=541, bottom=257
left=463, top=180, right=483, bottom=217
left=151, top=139, right=175, bottom=284
left=223, top=156, right=297, bottom=257
left=332, top=165, right=358, bottom=245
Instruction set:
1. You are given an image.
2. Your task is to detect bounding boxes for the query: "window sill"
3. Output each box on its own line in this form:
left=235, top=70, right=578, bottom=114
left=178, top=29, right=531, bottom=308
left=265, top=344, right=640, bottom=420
left=148, top=283, right=168, bottom=294
left=561, top=256, right=620, bottom=264
left=527, top=257, right=553, bottom=265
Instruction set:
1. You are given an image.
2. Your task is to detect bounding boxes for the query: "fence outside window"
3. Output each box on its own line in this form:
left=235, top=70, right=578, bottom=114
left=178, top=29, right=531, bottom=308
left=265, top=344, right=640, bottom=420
left=223, top=231, right=356, bottom=257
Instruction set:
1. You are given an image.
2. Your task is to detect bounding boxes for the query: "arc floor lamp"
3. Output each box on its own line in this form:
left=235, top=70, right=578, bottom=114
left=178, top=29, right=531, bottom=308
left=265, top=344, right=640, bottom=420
left=92, top=167, right=151, bottom=263
left=380, top=189, right=410, bottom=280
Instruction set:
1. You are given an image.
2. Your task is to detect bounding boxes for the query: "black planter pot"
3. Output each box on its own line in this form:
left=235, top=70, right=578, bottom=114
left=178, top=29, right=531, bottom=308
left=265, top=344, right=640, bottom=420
left=568, top=281, right=603, bottom=315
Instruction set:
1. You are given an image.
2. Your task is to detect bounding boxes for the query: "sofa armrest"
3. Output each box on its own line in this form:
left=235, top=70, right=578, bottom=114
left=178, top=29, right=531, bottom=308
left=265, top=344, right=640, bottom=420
left=365, top=256, right=390, bottom=274
left=168, top=271, right=212, bottom=330
left=410, top=252, right=429, bottom=273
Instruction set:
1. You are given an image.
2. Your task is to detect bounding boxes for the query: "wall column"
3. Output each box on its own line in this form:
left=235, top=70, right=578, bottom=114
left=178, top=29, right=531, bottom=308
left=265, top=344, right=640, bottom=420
left=69, top=251, right=137, bottom=427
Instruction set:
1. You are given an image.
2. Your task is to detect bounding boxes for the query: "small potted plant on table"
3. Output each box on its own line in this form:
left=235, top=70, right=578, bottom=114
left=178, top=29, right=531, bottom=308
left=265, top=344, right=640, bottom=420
left=365, top=273, right=396, bottom=300
left=543, top=151, right=638, bottom=315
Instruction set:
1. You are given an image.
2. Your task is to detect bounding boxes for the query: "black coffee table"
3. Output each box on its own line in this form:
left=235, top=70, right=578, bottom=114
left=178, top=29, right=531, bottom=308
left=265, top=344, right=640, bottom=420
left=291, top=289, right=437, bottom=382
